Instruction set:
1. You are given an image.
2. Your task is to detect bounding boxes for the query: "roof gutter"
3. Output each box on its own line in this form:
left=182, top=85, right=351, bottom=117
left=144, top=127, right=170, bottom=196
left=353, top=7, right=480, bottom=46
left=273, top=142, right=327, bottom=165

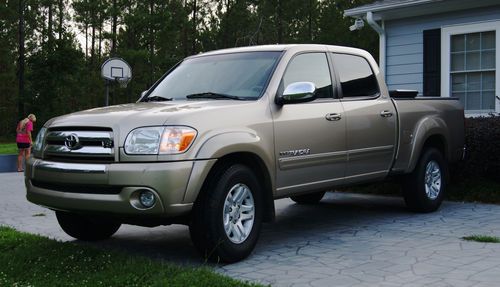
left=344, top=0, right=437, bottom=17
left=366, top=11, right=386, bottom=78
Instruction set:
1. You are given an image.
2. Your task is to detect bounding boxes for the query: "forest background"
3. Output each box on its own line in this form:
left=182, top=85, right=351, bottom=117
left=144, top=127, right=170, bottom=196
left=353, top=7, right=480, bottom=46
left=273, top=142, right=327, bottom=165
left=0, top=0, right=377, bottom=136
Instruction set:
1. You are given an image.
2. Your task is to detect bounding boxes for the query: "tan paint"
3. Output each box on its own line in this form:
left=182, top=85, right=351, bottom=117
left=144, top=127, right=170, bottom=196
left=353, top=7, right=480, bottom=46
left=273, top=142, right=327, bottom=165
left=26, top=44, right=464, bottom=220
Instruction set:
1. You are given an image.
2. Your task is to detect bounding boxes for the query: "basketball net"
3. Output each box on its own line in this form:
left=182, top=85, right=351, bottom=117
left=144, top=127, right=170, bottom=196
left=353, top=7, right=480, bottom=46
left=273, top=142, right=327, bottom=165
left=116, top=77, right=130, bottom=88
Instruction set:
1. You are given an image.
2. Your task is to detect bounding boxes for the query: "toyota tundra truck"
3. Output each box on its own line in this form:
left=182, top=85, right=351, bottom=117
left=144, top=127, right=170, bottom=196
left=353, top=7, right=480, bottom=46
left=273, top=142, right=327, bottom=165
left=25, top=44, right=465, bottom=262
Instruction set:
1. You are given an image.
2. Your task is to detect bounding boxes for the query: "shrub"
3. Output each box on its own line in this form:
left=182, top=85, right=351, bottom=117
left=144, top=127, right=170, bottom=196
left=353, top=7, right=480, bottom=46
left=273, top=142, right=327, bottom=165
left=452, top=115, right=500, bottom=182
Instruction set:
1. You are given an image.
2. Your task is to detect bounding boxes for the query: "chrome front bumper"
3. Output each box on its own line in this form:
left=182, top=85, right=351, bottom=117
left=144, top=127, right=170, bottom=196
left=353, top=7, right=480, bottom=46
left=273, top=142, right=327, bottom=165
left=24, top=157, right=208, bottom=217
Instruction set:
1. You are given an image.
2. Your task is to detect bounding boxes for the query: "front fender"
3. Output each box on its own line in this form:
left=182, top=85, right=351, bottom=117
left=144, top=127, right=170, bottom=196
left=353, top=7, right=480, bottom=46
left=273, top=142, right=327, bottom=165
left=182, top=131, right=275, bottom=204
left=195, top=131, right=264, bottom=159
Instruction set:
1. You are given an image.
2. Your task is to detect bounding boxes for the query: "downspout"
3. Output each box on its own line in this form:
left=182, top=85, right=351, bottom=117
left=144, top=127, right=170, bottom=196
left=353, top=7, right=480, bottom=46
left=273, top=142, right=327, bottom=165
left=366, top=11, right=386, bottom=79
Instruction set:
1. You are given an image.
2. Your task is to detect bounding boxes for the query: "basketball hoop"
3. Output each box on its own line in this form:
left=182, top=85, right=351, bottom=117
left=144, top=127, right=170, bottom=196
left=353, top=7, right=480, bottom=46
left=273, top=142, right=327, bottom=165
left=101, top=58, right=132, bottom=106
left=116, top=77, right=130, bottom=88
left=101, top=58, right=132, bottom=88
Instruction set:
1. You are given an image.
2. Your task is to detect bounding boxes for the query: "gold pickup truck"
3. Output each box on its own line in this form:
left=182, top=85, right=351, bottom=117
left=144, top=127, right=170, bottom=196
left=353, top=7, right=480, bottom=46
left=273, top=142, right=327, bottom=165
left=25, top=44, right=465, bottom=262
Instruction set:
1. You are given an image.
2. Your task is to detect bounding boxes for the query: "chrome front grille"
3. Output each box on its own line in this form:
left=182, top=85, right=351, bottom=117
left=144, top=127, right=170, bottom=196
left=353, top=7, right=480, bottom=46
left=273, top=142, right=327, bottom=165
left=43, top=129, right=115, bottom=162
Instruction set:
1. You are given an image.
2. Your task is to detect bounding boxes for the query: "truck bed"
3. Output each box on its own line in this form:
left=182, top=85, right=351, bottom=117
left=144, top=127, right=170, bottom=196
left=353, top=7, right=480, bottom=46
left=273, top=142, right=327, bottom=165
left=390, top=97, right=465, bottom=174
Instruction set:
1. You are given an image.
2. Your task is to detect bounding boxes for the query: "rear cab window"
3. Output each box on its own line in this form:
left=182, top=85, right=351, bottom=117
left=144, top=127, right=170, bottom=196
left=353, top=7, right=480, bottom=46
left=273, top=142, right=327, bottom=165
left=331, top=53, right=380, bottom=99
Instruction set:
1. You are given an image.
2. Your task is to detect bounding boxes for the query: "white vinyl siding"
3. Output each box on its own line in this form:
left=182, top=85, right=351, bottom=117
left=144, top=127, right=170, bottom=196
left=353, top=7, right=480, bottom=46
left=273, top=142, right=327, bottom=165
left=384, top=5, right=500, bottom=99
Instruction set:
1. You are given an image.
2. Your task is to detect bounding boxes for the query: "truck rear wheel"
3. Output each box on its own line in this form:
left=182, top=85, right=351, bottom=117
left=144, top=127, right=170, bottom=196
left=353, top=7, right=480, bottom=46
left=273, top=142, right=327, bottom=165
left=189, top=164, right=263, bottom=263
left=56, top=211, right=121, bottom=241
left=403, top=148, right=447, bottom=213
left=290, top=191, right=326, bottom=204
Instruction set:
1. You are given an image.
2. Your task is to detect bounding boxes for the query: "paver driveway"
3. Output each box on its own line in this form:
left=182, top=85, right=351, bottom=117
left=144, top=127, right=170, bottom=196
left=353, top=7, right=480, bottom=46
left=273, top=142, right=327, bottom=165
left=1, top=172, right=500, bottom=286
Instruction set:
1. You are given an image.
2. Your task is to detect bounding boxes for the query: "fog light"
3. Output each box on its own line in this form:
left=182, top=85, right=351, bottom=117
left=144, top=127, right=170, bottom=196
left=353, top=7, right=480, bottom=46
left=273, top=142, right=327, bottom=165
left=139, top=190, right=156, bottom=208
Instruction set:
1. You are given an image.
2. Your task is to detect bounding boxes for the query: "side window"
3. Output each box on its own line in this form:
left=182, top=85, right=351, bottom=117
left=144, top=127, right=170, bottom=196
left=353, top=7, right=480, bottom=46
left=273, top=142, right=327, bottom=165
left=282, top=53, right=333, bottom=99
left=332, top=54, right=380, bottom=98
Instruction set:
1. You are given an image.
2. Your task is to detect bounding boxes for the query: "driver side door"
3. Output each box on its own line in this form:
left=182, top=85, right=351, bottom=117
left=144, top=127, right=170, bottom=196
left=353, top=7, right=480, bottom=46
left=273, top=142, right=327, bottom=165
left=272, top=52, right=347, bottom=197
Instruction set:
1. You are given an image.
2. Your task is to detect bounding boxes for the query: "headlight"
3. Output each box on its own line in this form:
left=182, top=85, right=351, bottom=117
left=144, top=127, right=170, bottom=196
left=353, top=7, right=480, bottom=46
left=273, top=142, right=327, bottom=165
left=159, top=127, right=197, bottom=154
left=124, top=126, right=197, bottom=155
left=124, top=127, right=164, bottom=154
left=33, top=127, right=47, bottom=153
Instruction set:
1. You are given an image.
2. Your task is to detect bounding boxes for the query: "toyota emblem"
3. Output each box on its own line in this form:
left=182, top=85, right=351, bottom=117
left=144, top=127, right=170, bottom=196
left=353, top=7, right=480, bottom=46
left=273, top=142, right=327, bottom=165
left=64, top=134, right=81, bottom=150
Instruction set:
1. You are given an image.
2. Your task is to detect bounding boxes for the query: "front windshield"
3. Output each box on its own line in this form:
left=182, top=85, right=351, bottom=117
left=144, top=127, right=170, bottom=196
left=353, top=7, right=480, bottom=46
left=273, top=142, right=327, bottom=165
left=146, top=51, right=282, bottom=101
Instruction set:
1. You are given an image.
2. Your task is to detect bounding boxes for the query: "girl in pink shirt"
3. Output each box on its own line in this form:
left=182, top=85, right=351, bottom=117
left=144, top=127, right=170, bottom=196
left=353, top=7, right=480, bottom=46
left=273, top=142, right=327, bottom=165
left=16, top=114, right=36, bottom=172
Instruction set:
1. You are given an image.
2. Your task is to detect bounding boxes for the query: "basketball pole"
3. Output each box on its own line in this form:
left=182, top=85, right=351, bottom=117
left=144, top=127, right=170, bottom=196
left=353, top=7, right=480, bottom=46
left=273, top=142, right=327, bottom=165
left=101, top=58, right=132, bottom=106
left=105, top=79, right=110, bottom=106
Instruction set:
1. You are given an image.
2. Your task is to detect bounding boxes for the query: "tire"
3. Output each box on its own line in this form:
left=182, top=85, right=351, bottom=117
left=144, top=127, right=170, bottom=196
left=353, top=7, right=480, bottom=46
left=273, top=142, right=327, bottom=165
left=290, top=191, right=326, bottom=204
left=403, top=148, right=448, bottom=213
left=189, top=164, right=263, bottom=263
left=56, top=211, right=121, bottom=241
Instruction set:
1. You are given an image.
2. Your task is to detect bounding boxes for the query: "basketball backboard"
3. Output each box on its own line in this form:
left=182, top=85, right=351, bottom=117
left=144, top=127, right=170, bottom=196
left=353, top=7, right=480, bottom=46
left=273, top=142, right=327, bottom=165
left=101, top=58, right=132, bottom=82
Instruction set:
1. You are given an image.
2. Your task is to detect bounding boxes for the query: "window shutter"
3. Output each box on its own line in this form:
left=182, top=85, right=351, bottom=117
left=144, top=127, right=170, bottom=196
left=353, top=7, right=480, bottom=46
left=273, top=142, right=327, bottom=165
left=423, top=29, right=441, bottom=97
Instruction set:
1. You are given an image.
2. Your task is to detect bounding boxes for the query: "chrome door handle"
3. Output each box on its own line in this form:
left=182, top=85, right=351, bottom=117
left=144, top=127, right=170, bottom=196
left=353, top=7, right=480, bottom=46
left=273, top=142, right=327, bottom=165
left=380, top=110, right=393, bottom=118
left=325, top=113, right=342, bottom=121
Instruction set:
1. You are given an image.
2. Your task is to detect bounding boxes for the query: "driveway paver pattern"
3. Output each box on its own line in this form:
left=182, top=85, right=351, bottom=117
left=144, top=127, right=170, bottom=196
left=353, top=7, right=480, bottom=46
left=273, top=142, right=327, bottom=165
left=1, top=172, right=500, bottom=286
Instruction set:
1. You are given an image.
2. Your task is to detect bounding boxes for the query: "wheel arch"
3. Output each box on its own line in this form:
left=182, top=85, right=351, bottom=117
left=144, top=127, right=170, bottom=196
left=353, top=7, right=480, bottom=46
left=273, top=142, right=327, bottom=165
left=422, top=134, right=447, bottom=157
left=408, top=133, right=448, bottom=173
left=191, top=152, right=275, bottom=223
left=406, top=116, right=450, bottom=173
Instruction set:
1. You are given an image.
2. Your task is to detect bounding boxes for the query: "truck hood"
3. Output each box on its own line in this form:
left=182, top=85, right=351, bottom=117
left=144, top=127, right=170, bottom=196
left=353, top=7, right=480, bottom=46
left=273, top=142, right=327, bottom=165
left=45, top=100, right=253, bottom=142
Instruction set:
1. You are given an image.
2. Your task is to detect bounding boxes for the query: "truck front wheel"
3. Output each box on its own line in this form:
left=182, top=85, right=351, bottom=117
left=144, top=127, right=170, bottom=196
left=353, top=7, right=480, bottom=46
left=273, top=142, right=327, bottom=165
left=403, top=148, right=447, bottom=213
left=56, top=211, right=121, bottom=241
left=189, top=164, right=263, bottom=263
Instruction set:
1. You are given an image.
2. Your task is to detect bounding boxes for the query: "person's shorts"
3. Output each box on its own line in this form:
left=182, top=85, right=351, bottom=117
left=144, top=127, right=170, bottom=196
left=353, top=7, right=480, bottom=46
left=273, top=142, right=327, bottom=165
left=17, top=142, right=31, bottom=149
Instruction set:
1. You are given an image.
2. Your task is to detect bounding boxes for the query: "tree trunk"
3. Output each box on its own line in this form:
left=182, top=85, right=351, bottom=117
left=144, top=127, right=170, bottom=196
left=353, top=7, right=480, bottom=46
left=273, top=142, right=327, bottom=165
left=84, top=0, right=88, bottom=59
left=91, top=8, right=95, bottom=66
left=222, top=0, right=230, bottom=47
left=308, top=0, right=312, bottom=41
left=18, top=0, right=25, bottom=118
left=48, top=2, right=54, bottom=47
left=58, top=0, right=64, bottom=40
left=191, top=0, right=197, bottom=54
left=182, top=0, right=188, bottom=57
left=85, top=22, right=88, bottom=59
left=111, top=0, right=117, bottom=55
left=98, top=20, right=102, bottom=61
left=149, top=0, right=155, bottom=85
left=277, top=0, right=282, bottom=43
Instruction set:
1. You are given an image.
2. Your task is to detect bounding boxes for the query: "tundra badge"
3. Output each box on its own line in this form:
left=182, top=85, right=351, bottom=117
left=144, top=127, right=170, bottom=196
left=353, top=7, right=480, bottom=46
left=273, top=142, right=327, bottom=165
left=279, top=149, right=311, bottom=157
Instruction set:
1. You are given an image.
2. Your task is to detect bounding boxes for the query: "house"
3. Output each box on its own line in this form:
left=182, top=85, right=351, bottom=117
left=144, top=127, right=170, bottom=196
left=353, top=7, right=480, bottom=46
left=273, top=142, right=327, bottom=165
left=345, top=0, right=500, bottom=116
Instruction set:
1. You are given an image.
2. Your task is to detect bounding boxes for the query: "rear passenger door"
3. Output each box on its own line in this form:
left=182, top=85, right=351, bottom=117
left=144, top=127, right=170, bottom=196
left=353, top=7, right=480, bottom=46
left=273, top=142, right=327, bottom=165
left=331, top=53, right=397, bottom=182
left=272, top=52, right=346, bottom=196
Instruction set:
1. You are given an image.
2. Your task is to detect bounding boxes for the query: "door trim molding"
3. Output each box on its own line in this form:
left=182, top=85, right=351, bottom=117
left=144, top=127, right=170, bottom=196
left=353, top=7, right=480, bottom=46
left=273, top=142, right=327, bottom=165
left=279, top=150, right=347, bottom=170
left=348, top=145, right=394, bottom=161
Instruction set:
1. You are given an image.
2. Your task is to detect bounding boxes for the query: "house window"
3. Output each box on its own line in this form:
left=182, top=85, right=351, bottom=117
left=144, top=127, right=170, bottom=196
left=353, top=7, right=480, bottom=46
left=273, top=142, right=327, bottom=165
left=450, top=32, right=495, bottom=111
left=442, top=21, right=500, bottom=115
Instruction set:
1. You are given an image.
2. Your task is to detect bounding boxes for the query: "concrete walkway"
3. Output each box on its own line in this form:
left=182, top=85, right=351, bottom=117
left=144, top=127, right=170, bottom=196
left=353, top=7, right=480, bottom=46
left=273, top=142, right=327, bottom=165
left=1, top=172, right=500, bottom=286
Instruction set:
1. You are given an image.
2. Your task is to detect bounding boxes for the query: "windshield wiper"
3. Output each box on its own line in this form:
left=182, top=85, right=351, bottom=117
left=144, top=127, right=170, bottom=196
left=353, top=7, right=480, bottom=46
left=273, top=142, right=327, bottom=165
left=144, top=95, right=173, bottom=102
left=185, top=92, right=247, bottom=101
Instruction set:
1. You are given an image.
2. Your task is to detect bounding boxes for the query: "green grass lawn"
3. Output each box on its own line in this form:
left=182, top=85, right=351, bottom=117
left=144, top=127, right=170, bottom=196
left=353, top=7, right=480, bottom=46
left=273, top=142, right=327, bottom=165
left=0, top=226, right=261, bottom=287
left=0, top=143, right=17, bottom=155
left=462, top=235, right=500, bottom=243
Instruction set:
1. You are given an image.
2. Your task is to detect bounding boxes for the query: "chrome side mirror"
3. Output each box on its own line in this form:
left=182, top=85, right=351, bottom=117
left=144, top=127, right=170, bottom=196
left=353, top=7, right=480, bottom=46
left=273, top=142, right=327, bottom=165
left=276, top=82, right=316, bottom=105
left=137, top=90, right=148, bottom=102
